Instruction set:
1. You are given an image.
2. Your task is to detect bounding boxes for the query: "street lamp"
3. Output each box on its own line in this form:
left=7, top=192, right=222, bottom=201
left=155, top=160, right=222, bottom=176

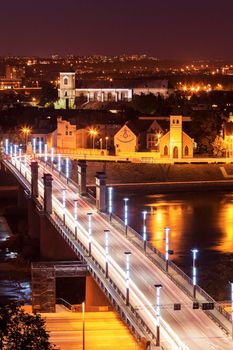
left=89, top=128, right=98, bottom=149
left=82, top=301, right=85, bottom=350
left=105, top=136, right=109, bottom=150
left=191, top=249, right=198, bottom=299
left=57, top=154, right=62, bottom=173
left=124, top=251, right=131, bottom=306
left=73, top=199, right=78, bottom=239
left=10, top=145, right=13, bottom=158
left=38, top=140, right=42, bottom=157
left=62, top=189, right=66, bottom=224
left=165, top=227, right=170, bottom=272
left=123, top=198, right=129, bottom=235
left=104, top=229, right=109, bottom=278
left=32, top=138, right=36, bottom=155
left=44, top=144, right=48, bottom=162
left=230, top=281, right=233, bottom=340
left=142, top=210, right=147, bottom=251
left=50, top=147, right=54, bottom=166
left=13, top=144, right=18, bottom=158
left=4, top=139, right=9, bottom=155
left=108, top=187, right=113, bottom=220
left=87, top=213, right=92, bottom=256
left=20, top=126, right=31, bottom=149
left=65, top=157, right=69, bottom=180
left=154, top=284, right=163, bottom=347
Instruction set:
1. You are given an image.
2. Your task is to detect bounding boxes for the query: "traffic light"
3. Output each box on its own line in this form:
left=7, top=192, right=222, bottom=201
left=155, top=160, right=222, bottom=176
left=174, top=303, right=181, bottom=310
left=193, top=302, right=199, bottom=309
left=202, top=302, right=214, bottom=310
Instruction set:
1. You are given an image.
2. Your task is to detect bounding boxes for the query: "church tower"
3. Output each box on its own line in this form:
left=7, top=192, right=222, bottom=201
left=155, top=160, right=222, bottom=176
left=169, top=115, right=182, bottom=158
left=58, top=71, right=76, bottom=109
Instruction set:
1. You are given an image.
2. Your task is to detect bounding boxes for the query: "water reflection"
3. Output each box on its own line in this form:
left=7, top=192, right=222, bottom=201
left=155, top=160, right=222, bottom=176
left=115, top=190, right=233, bottom=299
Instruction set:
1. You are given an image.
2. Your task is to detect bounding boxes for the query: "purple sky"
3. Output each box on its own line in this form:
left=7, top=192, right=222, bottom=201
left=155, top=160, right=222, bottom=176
left=1, top=0, right=233, bottom=59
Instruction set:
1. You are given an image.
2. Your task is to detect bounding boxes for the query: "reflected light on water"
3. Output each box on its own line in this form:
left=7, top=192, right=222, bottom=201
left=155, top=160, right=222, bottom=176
left=216, top=203, right=233, bottom=253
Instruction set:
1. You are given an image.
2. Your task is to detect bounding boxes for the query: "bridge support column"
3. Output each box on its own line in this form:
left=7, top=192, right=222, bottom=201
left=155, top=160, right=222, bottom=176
left=95, top=172, right=107, bottom=212
left=85, top=273, right=110, bottom=308
left=43, top=173, right=53, bottom=214
left=30, top=161, right=39, bottom=198
left=78, top=160, right=87, bottom=196
left=17, top=185, right=27, bottom=208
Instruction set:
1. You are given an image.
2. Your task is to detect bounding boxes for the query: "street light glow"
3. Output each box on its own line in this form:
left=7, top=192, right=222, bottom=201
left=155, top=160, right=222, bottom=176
left=108, top=187, right=113, bottom=215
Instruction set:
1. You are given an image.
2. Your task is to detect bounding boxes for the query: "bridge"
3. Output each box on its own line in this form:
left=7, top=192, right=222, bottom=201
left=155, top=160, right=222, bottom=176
left=1, top=152, right=233, bottom=350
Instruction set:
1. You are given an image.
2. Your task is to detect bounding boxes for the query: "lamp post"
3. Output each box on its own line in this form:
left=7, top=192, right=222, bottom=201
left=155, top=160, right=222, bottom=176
left=73, top=199, right=78, bottom=239
left=104, top=229, right=109, bottom=278
left=154, top=284, right=163, bottom=347
left=142, top=210, right=147, bottom=251
left=124, top=251, right=131, bottom=306
left=82, top=301, right=85, bottom=350
left=105, top=136, right=109, bottom=150
left=89, top=129, right=98, bottom=149
left=123, top=198, right=129, bottom=235
left=21, top=126, right=31, bottom=151
left=62, top=189, right=66, bottom=224
left=108, top=187, right=113, bottom=220
left=44, top=144, right=48, bottom=162
left=230, top=281, right=233, bottom=340
left=165, top=227, right=170, bottom=272
left=87, top=213, right=92, bottom=256
left=14, top=144, right=17, bottom=158
left=99, top=138, right=103, bottom=150
left=38, top=140, right=42, bottom=157
left=191, top=249, right=198, bottom=299
left=57, top=154, right=62, bottom=173
left=10, top=145, right=13, bottom=158
left=19, top=148, right=22, bottom=172
left=65, top=157, right=69, bottom=181
left=50, top=147, right=54, bottom=167
left=4, top=139, right=9, bottom=155
left=32, top=138, right=36, bottom=156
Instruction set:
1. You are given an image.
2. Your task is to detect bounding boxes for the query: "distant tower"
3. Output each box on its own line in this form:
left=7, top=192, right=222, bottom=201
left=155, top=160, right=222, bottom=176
left=58, top=71, right=76, bottom=109
left=169, top=115, right=182, bottom=158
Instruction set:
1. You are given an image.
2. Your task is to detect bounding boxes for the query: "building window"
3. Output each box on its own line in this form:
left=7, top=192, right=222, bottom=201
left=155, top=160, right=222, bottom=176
left=69, top=131, right=72, bottom=136
left=184, top=145, right=189, bottom=156
left=64, top=77, right=68, bottom=85
left=65, top=131, right=68, bottom=136
left=164, top=145, right=168, bottom=156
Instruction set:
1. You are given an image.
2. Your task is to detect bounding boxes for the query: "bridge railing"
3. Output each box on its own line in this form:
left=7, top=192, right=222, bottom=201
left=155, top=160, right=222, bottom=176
left=4, top=156, right=231, bottom=333
left=49, top=211, right=157, bottom=346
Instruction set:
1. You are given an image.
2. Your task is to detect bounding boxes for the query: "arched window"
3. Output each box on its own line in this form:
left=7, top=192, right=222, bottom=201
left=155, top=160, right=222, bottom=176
left=164, top=145, right=168, bottom=156
left=176, top=119, right=179, bottom=124
left=173, top=146, right=178, bottom=158
left=64, top=91, right=68, bottom=97
left=184, top=145, right=189, bottom=156
left=64, top=77, right=68, bottom=85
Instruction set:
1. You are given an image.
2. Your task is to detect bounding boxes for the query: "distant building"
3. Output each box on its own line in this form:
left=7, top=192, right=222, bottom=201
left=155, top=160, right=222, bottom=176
left=56, top=71, right=133, bottom=109
left=55, top=71, right=172, bottom=109
left=114, top=115, right=194, bottom=158
left=159, top=116, right=194, bottom=158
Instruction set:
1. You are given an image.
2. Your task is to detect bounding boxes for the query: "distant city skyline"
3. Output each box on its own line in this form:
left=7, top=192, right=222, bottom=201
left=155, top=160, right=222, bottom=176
left=1, top=0, right=233, bottom=60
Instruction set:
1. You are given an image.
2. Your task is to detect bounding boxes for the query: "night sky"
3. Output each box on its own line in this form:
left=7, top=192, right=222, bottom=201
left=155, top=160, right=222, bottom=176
left=1, top=0, right=233, bottom=59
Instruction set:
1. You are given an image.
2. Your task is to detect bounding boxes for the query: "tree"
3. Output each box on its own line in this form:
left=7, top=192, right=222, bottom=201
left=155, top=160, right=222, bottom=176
left=39, top=81, right=58, bottom=107
left=212, top=135, right=226, bottom=157
left=0, top=303, right=55, bottom=350
left=190, top=111, right=222, bottom=154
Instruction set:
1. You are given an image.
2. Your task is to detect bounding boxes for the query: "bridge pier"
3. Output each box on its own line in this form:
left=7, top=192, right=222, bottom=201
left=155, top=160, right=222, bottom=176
left=85, top=272, right=110, bottom=308
left=78, top=160, right=87, bottom=196
left=95, top=172, right=107, bottom=212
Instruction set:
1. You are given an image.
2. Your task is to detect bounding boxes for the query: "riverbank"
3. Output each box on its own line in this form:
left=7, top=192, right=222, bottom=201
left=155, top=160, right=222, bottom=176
left=80, top=162, right=233, bottom=190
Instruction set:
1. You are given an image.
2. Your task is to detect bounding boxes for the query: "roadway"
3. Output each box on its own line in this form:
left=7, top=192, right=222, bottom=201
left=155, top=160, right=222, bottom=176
left=9, top=156, right=233, bottom=350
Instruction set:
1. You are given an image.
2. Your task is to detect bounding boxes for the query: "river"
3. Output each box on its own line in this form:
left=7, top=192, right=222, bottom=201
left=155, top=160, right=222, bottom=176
left=113, top=188, right=233, bottom=301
